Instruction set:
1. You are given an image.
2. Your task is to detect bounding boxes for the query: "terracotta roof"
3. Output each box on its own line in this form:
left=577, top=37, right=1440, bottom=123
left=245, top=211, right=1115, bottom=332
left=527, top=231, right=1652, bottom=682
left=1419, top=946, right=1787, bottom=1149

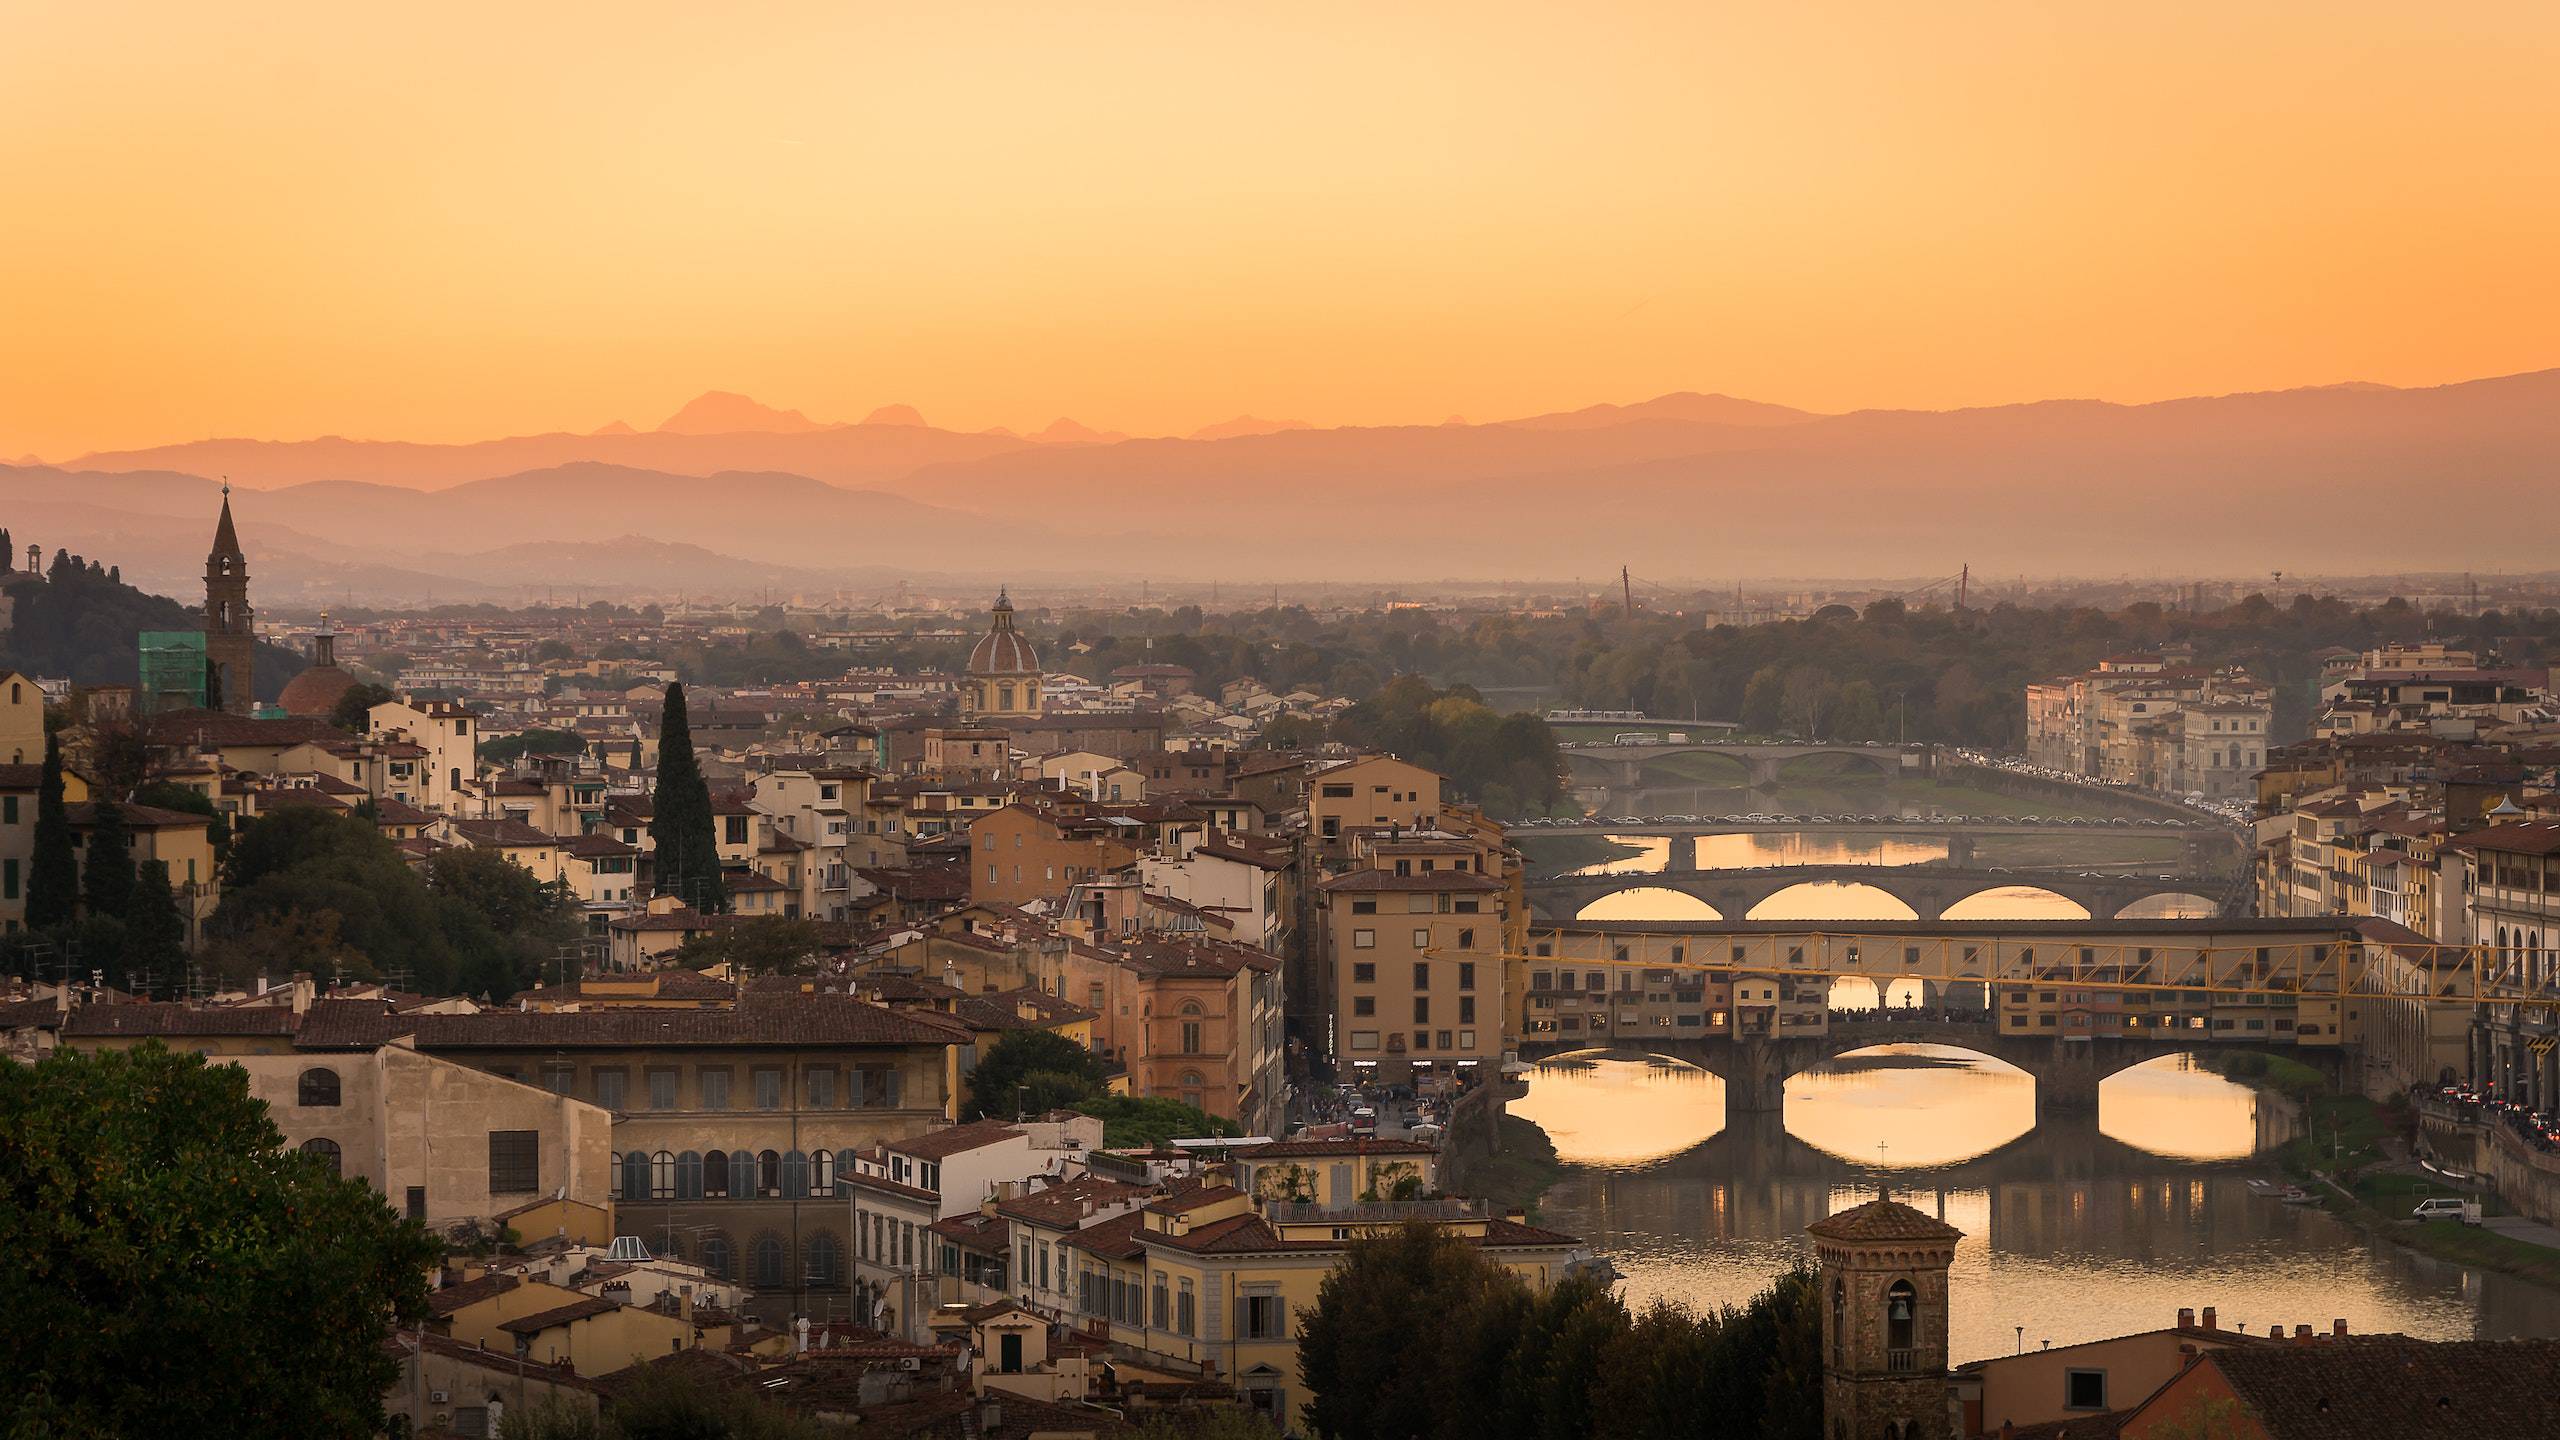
left=994, top=1175, right=1149, bottom=1228
left=2202, top=1336, right=2560, bottom=1439
left=449, top=816, right=560, bottom=848
left=0, top=997, right=67, bottom=1031
left=2447, top=822, right=2560, bottom=856
left=927, top=1210, right=1010, bottom=1252
left=888, top=1119, right=1025, bottom=1160
left=843, top=1170, right=940, bottom=1203
left=427, top=1271, right=521, bottom=1316
left=64, top=1003, right=300, bottom=1038
left=498, top=1296, right=623, bottom=1334
left=295, top=992, right=967, bottom=1051
left=67, top=801, right=214, bottom=830
left=1057, top=1208, right=1148, bottom=1261
left=1805, top=1198, right=1964, bottom=1244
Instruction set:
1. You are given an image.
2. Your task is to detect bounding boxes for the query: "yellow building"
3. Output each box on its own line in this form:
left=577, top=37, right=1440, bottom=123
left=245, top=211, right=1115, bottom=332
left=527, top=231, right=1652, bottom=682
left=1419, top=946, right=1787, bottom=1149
left=0, top=671, right=42, bottom=765
left=0, top=759, right=89, bottom=934
left=965, top=591, right=1043, bottom=720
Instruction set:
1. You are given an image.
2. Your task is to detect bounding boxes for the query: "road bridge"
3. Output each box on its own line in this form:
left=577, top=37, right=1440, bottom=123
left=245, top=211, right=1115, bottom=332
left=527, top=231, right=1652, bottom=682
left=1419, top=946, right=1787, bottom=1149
left=1561, top=740, right=1929, bottom=792
left=1514, top=814, right=2244, bottom=871
left=1525, top=865, right=2229, bottom=923
left=1515, top=1015, right=2341, bottom=1123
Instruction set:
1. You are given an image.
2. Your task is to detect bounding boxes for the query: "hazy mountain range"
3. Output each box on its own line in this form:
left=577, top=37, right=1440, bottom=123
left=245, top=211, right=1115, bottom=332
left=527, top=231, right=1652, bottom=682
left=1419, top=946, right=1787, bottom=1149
left=13, top=370, right=2560, bottom=599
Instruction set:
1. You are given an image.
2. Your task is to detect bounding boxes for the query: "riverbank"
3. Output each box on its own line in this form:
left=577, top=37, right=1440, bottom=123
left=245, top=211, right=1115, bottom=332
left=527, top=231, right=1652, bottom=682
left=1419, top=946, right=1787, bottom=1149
left=2202, top=1054, right=2560, bottom=1289
left=1443, top=1108, right=1566, bottom=1215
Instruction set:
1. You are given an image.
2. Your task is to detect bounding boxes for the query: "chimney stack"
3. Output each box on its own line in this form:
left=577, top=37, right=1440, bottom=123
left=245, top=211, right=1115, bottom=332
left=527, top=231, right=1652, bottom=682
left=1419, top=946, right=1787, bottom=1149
left=2200, top=1307, right=2217, bottom=1330
left=2177, top=1307, right=2195, bottom=1329
left=2333, top=1318, right=2348, bottom=1338
left=2293, top=1324, right=2312, bottom=1342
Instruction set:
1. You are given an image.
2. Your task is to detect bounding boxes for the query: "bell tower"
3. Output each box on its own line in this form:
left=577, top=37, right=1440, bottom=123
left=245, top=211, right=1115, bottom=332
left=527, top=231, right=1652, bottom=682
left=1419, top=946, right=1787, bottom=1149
left=1807, top=1194, right=1961, bottom=1440
left=204, top=486, right=255, bottom=715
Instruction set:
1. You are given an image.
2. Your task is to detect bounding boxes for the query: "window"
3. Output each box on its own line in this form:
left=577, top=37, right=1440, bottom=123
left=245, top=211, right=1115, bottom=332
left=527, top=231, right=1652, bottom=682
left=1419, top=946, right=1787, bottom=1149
left=1353, top=996, right=1375, bottom=1016
left=1412, top=961, right=1431, bottom=989
left=488, top=1130, right=540, bottom=1195
left=1456, top=928, right=1475, bottom=949
left=805, top=1231, right=842, bottom=1287
left=753, top=1068, right=783, bottom=1110
left=1349, top=1030, right=1379, bottom=1051
left=2064, top=1370, right=2107, bottom=1411
left=1181, top=1021, right=1203, bottom=1053
left=651, top=1150, right=676, bottom=1200
left=1177, top=1278, right=1197, bottom=1336
left=1352, top=962, right=1375, bottom=983
left=1459, top=962, right=1476, bottom=991
left=700, top=1232, right=734, bottom=1280
left=807, top=1068, right=835, bottom=1108
left=1353, top=929, right=1375, bottom=949
left=594, top=1068, right=627, bottom=1111
left=1413, top=997, right=1430, bottom=1023
left=648, top=1069, right=678, bottom=1110
left=725, top=815, right=750, bottom=845
left=752, top=1234, right=786, bottom=1288
left=297, top=1068, right=341, bottom=1107
left=1459, top=996, right=1476, bottom=1024
left=758, top=1150, right=782, bottom=1196
left=1412, top=929, right=1430, bottom=948
left=1152, top=1272, right=1169, bottom=1329
left=699, top=1068, right=731, bottom=1110
left=1351, top=899, right=1377, bottom=915
left=702, top=1149, right=731, bottom=1197
left=405, top=1186, right=426, bottom=1220
left=299, top=1137, right=341, bottom=1175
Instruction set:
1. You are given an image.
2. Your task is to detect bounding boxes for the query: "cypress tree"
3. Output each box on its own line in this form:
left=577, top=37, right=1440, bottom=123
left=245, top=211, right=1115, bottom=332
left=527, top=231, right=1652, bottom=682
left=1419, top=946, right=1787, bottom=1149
left=27, top=733, right=80, bottom=929
left=83, top=799, right=137, bottom=919
left=126, top=859, right=188, bottom=985
left=648, top=682, right=725, bottom=913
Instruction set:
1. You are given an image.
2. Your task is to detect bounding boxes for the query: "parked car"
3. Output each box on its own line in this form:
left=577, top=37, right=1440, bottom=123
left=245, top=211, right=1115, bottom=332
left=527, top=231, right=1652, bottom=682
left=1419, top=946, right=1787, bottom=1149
left=2411, top=1197, right=2473, bottom=1222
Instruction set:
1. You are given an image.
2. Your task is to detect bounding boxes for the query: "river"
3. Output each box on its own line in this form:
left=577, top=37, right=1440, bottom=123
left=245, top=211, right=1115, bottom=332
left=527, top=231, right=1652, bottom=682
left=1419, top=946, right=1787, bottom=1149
left=1507, top=823, right=2560, bottom=1361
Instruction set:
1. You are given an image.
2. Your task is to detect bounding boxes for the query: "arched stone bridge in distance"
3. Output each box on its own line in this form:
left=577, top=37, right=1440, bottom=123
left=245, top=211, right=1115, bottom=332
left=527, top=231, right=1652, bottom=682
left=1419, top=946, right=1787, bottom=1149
left=1561, top=740, right=1924, bottom=792
left=1526, top=866, right=2231, bottom=924
left=1515, top=1017, right=2341, bottom=1125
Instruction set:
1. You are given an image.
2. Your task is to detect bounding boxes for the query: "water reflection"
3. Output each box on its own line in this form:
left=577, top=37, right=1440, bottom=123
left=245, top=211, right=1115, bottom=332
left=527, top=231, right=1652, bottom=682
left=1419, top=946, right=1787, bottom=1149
left=1695, top=833, right=1948, bottom=868
left=1514, top=1056, right=2560, bottom=1361
left=1747, top=881, right=1920, bottom=921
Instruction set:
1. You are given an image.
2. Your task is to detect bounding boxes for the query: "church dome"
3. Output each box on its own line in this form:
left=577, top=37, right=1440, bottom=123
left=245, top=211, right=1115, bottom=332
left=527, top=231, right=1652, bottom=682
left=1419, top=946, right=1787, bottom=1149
left=966, top=590, right=1040, bottom=676
left=279, top=663, right=358, bottom=719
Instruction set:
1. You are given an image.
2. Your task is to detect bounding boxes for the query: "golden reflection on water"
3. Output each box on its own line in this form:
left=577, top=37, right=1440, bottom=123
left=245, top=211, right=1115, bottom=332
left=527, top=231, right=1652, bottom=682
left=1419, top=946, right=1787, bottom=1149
left=1941, top=885, right=2091, bottom=920
left=1694, top=833, right=1948, bottom=868
left=1510, top=1058, right=1726, bottom=1166
left=2102, top=1054, right=2261, bottom=1159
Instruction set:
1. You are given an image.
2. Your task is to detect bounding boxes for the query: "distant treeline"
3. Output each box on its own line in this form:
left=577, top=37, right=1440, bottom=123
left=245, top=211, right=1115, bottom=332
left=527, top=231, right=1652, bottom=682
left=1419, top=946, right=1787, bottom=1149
left=0, top=551, right=305, bottom=700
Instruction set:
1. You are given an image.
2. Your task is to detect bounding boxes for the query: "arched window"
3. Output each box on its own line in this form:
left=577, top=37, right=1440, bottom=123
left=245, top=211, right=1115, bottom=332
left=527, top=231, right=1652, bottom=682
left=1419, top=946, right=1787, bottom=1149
left=1830, top=1278, right=1846, bottom=1361
left=805, top=1231, right=843, bottom=1288
left=1179, top=1001, right=1204, bottom=1017
left=731, top=1150, right=755, bottom=1196
left=782, top=1150, right=809, bottom=1199
left=622, top=1151, right=651, bottom=1203
left=758, top=1150, right=782, bottom=1197
left=752, top=1234, right=786, bottom=1289
left=650, top=1151, right=676, bottom=1200
left=1181, top=1070, right=1205, bottom=1110
left=701, top=1149, right=730, bottom=1198
left=699, top=1232, right=734, bottom=1281
left=300, top=1137, right=342, bottom=1176
left=298, top=1068, right=341, bottom=1107
left=811, top=1149, right=835, bottom=1197
left=1886, top=1280, right=1918, bottom=1364
left=676, top=1151, right=704, bottom=1200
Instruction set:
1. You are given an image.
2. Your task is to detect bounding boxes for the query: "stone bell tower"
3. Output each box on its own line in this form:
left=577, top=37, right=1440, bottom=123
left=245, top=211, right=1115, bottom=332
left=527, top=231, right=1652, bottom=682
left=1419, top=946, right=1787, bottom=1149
left=1807, top=1194, right=1962, bottom=1440
left=204, top=486, right=255, bottom=714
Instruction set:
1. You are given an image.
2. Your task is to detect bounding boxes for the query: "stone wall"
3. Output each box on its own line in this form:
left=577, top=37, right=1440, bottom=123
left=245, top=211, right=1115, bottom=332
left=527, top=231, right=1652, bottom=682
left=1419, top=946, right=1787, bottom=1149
left=2417, top=1105, right=2560, bottom=1226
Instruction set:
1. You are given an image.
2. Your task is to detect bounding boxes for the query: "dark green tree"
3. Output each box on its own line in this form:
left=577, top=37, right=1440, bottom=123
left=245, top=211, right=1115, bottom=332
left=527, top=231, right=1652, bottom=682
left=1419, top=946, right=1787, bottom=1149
left=26, top=733, right=79, bottom=930
left=1071, top=1093, right=1239, bottom=1147
left=80, top=800, right=136, bottom=919
left=328, top=681, right=395, bottom=733
left=648, top=683, right=725, bottom=913
left=215, top=808, right=458, bottom=990
left=668, top=915, right=826, bottom=976
left=0, top=1043, right=438, bottom=1437
left=123, top=859, right=187, bottom=989
left=963, top=1028, right=1108, bottom=1120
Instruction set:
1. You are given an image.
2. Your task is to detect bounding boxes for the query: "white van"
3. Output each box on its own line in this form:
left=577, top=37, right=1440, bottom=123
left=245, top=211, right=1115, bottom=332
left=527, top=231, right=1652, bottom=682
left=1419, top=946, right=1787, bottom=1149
left=2411, top=1197, right=2475, bottom=1222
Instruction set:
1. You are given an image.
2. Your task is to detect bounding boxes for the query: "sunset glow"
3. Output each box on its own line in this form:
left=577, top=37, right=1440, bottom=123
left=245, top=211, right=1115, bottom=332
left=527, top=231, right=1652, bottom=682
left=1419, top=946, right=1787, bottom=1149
left=7, top=2, right=2558, bottom=456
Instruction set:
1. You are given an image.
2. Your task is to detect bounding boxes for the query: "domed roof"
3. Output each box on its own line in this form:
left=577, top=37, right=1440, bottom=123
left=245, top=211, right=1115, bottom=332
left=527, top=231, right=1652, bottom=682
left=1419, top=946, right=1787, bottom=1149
left=1805, top=1197, right=1963, bottom=1245
left=279, top=663, right=359, bottom=719
left=966, top=590, right=1040, bottom=677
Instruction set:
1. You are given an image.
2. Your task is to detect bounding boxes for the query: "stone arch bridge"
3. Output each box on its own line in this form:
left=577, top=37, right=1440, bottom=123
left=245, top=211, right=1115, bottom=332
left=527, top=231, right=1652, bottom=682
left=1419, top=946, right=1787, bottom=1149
left=1516, top=1017, right=2340, bottom=1124
left=1527, top=866, right=2229, bottom=924
left=1562, top=740, right=1925, bottom=792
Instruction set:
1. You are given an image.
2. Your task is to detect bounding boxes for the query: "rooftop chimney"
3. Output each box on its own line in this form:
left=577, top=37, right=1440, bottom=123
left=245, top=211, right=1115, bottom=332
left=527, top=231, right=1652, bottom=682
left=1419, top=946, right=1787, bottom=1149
left=2177, top=1307, right=2195, bottom=1329
left=2200, top=1307, right=2217, bottom=1330
left=2294, top=1324, right=2312, bottom=1341
left=2333, top=1318, right=2348, bottom=1338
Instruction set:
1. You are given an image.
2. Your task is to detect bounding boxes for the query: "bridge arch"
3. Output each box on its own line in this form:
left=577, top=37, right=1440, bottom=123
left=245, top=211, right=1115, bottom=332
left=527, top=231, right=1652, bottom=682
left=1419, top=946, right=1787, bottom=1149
left=1939, top=885, right=2090, bottom=921
left=1771, top=748, right=1897, bottom=783
left=2110, top=891, right=2220, bottom=920
left=1746, top=881, right=1919, bottom=921
left=1573, top=887, right=1723, bottom=921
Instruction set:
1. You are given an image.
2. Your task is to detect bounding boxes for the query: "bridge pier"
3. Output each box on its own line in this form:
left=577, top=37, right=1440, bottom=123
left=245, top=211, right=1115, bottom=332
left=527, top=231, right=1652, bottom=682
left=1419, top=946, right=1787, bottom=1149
left=1945, top=834, right=1977, bottom=866
left=1723, top=1038, right=1792, bottom=1114
left=2033, top=1042, right=2103, bottom=1125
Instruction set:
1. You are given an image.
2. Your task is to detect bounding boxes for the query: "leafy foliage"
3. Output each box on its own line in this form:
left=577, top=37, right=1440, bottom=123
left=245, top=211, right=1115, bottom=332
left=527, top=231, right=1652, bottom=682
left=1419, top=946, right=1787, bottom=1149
left=1297, top=1224, right=1821, bottom=1440
left=962, top=1029, right=1109, bottom=1121
left=0, top=1043, right=438, bottom=1437
left=79, top=801, right=135, bottom=918
left=481, top=727, right=587, bottom=764
left=329, top=681, right=396, bottom=733
left=26, top=733, right=78, bottom=930
left=1073, top=1093, right=1240, bottom=1148
left=1327, top=676, right=1568, bottom=819
left=667, top=916, right=827, bottom=976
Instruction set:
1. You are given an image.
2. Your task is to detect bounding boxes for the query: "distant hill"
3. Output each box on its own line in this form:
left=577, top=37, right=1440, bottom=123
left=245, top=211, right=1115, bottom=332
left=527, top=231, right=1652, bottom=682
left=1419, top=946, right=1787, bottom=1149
left=1029, top=418, right=1131, bottom=445
left=1501, top=391, right=1817, bottom=430
left=1189, top=415, right=1313, bottom=442
left=655, top=390, right=832, bottom=435
left=861, top=404, right=929, bottom=428
left=0, top=554, right=305, bottom=699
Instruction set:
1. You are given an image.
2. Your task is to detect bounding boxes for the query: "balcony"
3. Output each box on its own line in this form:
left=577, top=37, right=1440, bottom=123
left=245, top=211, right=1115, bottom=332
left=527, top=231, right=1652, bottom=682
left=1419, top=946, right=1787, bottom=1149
left=1886, top=1347, right=1917, bottom=1373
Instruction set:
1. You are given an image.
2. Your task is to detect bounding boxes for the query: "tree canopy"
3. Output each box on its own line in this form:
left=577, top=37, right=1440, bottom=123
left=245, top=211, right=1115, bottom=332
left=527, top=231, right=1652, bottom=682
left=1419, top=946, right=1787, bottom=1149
left=0, top=1043, right=438, bottom=1438
left=962, top=1028, right=1110, bottom=1122
left=1296, top=1224, right=1819, bottom=1440
left=648, top=683, right=725, bottom=913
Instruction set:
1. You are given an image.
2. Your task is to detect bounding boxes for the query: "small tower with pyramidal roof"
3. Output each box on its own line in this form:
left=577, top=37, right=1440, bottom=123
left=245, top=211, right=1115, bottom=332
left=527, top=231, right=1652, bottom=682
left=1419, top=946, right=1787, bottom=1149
left=203, top=485, right=255, bottom=715
left=1807, top=1191, right=1962, bottom=1440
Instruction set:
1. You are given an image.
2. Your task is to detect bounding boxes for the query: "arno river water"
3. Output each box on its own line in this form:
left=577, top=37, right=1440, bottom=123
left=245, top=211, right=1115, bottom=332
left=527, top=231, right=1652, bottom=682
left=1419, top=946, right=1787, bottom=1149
left=1506, top=828, right=2560, bottom=1362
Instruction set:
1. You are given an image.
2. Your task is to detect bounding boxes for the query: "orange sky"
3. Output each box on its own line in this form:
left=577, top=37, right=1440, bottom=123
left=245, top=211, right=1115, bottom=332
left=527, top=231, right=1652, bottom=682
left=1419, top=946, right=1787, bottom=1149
left=5, top=3, right=2557, bottom=458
